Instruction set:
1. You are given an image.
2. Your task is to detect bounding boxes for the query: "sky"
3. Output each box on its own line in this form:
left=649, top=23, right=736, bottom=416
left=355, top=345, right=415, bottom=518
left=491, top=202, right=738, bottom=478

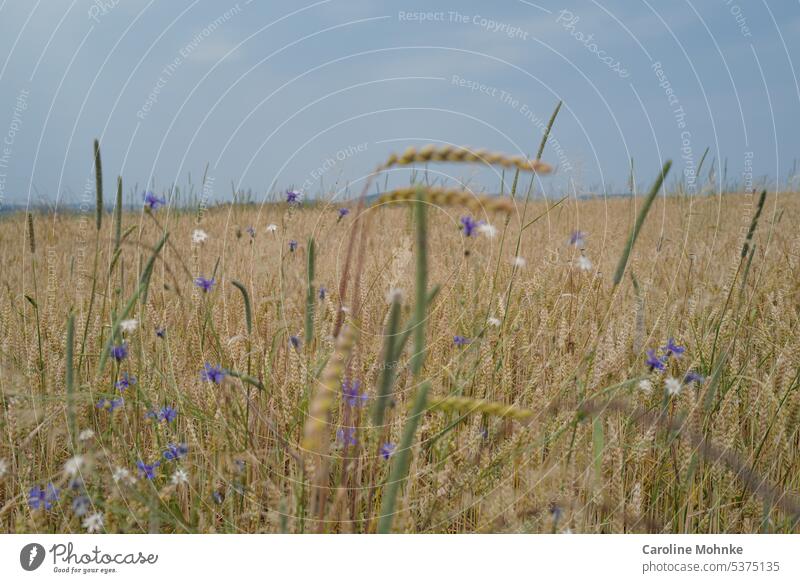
left=0, top=0, right=798, bottom=208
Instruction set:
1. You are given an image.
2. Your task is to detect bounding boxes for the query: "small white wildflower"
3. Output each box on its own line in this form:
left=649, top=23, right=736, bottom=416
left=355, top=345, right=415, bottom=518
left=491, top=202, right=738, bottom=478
left=112, top=466, right=135, bottom=485
left=512, top=256, right=526, bottom=268
left=64, top=455, right=85, bottom=477
left=266, top=224, right=278, bottom=233
left=78, top=428, right=95, bottom=441
left=386, top=288, right=403, bottom=303
left=82, top=512, right=104, bottom=533
left=477, top=223, right=498, bottom=238
left=665, top=377, right=683, bottom=396
left=0, top=458, right=7, bottom=478
left=487, top=317, right=501, bottom=327
left=577, top=255, right=592, bottom=272
left=171, top=468, right=189, bottom=486
left=192, top=229, right=209, bottom=244
left=119, top=319, right=138, bottom=333
left=638, top=379, right=653, bottom=394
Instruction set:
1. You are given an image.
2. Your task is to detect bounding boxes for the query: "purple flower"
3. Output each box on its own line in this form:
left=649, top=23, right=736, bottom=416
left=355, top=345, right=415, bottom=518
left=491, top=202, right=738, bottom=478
left=288, top=240, right=298, bottom=252
left=156, top=327, right=166, bottom=338
left=337, top=208, right=350, bottom=222
left=212, top=491, right=224, bottom=504
left=97, top=396, right=124, bottom=411
left=453, top=335, right=471, bottom=347
left=136, top=460, right=160, bottom=480
left=200, top=363, right=226, bottom=384
left=661, top=338, right=685, bottom=358
left=568, top=230, right=587, bottom=247
left=318, top=286, right=327, bottom=301
left=380, top=443, right=396, bottom=460
left=194, top=276, right=215, bottom=293
left=28, top=483, right=59, bottom=510
left=110, top=342, right=128, bottom=362
left=336, top=427, right=357, bottom=447
left=115, top=372, right=136, bottom=392
left=286, top=190, right=301, bottom=204
left=147, top=405, right=178, bottom=423
left=460, top=216, right=481, bottom=237
left=144, top=191, right=166, bottom=210
left=160, top=405, right=178, bottom=423
left=684, top=371, right=705, bottom=385
left=246, top=226, right=256, bottom=238
left=342, top=379, right=367, bottom=407
left=289, top=335, right=300, bottom=350
left=645, top=349, right=666, bottom=371
left=72, top=495, right=90, bottom=517
left=163, top=442, right=189, bottom=461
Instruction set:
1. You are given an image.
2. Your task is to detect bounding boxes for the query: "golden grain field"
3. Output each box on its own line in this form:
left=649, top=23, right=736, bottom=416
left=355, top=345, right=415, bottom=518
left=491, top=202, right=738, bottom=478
left=1, top=177, right=799, bottom=533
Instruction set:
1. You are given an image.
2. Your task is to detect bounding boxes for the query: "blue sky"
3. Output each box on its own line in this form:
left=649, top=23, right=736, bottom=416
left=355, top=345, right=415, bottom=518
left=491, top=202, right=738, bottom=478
left=0, top=0, right=798, bottom=207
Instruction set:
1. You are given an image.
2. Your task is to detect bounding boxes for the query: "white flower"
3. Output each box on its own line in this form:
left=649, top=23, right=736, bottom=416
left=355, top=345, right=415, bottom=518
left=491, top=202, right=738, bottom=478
left=386, top=288, right=403, bottom=303
left=512, top=256, right=526, bottom=268
left=64, top=455, right=85, bottom=477
left=83, top=512, right=104, bottom=533
left=577, top=255, right=593, bottom=272
left=266, top=224, right=278, bottom=233
left=171, top=468, right=189, bottom=486
left=665, top=377, right=683, bottom=396
left=120, top=319, right=138, bottom=333
left=0, top=458, right=7, bottom=478
left=477, top=223, right=498, bottom=238
left=487, top=317, right=501, bottom=327
left=192, top=229, right=209, bottom=244
left=638, top=379, right=653, bottom=394
left=112, top=466, right=135, bottom=485
left=78, top=429, right=95, bottom=441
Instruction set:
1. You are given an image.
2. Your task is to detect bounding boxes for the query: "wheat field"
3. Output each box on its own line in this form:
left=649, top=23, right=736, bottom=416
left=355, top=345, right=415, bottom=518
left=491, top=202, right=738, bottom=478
left=1, top=151, right=799, bottom=533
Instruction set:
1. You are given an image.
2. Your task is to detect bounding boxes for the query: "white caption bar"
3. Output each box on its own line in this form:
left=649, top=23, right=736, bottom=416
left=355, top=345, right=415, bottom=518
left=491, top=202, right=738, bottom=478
left=1, top=534, right=798, bottom=582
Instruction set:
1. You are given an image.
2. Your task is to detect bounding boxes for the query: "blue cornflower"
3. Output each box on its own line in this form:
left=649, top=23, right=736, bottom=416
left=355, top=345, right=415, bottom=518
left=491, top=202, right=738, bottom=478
left=163, top=442, right=189, bottom=461
left=342, top=379, right=367, bottom=407
left=28, top=483, right=59, bottom=510
left=144, top=191, right=166, bottom=210
left=246, top=226, right=256, bottom=238
left=115, top=372, right=136, bottom=392
left=97, top=396, right=124, bottom=411
left=72, top=495, right=90, bottom=517
left=336, top=427, right=357, bottom=446
left=337, top=208, right=350, bottom=222
left=212, top=491, right=224, bottom=504
left=568, top=230, right=587, bottom=247
left=380, top=443, right=396, bottom=460
left=289, top=335, right=300, bottom=350
left=160, top=405, right=178, bottom=423
left=136, top=460, right=160, bottom=480
left=684, top=371, right=705, bottom=385
left=200, top=363, right=226, bottom=384
left=318, top=286, right=327, bottom=301
left=286, top=190, right=301, bottom=204
left=661, top=338, right=686, bottom=358
left=460, top=216, right=481, bottom=237
left=453, top=335, right=471, bottom=347
left=156, top=327, right=166, bottom=338
left=288, top=240, right=298, bottom=252
left=645, top=349, right=667, bottom=371
left=110, top=342, right=128, bottom=362
left=146, top=405, right=178, bottom=423
left=194, top=276, right=215, bottom=293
